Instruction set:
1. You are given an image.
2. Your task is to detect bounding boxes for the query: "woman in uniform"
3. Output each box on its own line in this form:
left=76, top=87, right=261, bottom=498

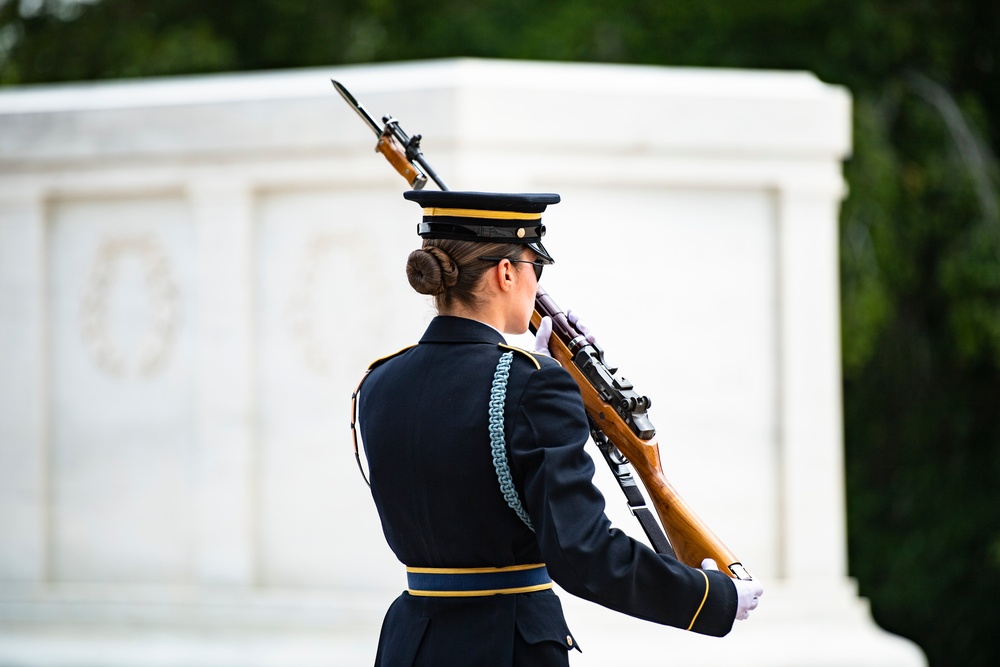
left=356, top=190, right=762, bottom=666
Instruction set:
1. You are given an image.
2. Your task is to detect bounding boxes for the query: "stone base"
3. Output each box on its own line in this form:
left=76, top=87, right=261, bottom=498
left=0, top=580, right=924, bottom=667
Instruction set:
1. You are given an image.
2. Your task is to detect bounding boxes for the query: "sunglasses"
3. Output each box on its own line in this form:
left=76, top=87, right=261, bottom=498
left=478, top=255, right=545, bottom=281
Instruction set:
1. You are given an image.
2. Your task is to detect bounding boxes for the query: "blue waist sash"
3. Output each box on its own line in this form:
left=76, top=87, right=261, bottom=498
left=405, top=563, right=552, bottom=597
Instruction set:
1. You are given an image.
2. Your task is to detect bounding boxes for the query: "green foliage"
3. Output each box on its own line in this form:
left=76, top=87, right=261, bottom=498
left=3, top=1, right=1000, bottom=664
left=841, top=71, right=1000, bottom=665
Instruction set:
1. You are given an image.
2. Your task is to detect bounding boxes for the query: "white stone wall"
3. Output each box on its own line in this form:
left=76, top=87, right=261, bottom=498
left=0, top=59, right=923, bottom=665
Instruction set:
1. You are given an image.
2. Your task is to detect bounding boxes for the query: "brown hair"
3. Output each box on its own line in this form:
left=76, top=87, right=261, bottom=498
left=406, top=238, right=525, bottom=311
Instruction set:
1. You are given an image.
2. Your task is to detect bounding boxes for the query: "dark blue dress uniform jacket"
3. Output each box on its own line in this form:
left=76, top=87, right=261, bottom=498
left=359, top=316, right=737, bottom=666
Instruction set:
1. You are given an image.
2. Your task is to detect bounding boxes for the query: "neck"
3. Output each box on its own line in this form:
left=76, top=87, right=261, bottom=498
left=441, top=300, right=507, bottom=333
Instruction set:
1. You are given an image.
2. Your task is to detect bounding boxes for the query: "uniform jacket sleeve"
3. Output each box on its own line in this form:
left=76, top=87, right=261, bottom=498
left=507, top=360, right=738, bottom=637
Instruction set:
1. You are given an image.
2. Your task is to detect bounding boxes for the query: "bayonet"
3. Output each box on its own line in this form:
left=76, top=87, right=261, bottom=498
left=332, top=79, right=382, bottom=137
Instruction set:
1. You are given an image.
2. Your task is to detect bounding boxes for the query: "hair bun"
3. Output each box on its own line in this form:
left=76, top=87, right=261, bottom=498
left=406, top=246, right=459, bottom=295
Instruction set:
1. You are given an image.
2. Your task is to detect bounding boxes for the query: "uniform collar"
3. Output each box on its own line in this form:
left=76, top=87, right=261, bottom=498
left=420, top=315, right=506, bottom=345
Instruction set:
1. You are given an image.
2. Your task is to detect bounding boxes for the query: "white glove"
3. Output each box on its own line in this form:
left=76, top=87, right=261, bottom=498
left=566, top=309, right=597, bottom=345
left=535, top=310, right=596, bottom=357
left=533, top=316, right=553, bottom=357
left=702, top=558, right=763, bottom=621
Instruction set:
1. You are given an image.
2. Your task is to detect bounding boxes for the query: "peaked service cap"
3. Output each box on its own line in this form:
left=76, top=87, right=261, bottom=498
left=403, top=190, right=559, bottom=264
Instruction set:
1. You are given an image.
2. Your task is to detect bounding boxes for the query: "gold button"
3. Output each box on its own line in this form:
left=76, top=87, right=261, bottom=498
left=566, top=635, right=573, bottom=647
left=517, top=227, right=526, bottom=238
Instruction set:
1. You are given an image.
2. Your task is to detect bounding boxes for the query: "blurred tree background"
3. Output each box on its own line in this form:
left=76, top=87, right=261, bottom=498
left=2, top=0, right=998, bottom=664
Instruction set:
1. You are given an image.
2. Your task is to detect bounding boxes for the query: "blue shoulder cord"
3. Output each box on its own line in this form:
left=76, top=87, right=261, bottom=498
left=489, top=351, right=534, bottom=531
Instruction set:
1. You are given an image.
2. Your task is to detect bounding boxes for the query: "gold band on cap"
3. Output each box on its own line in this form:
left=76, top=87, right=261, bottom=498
left=423, top=207, right=542, bottom=221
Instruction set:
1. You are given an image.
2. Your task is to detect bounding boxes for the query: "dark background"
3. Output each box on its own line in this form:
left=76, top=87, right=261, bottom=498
left=3, top=1, right=998, bottom=664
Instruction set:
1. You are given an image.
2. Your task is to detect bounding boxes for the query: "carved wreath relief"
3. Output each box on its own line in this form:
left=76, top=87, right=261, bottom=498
left=79, top=235, right=179, bottom=377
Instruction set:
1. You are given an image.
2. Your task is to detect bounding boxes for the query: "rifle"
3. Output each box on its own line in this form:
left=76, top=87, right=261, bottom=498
left=333, top=79, right=752, bottom=581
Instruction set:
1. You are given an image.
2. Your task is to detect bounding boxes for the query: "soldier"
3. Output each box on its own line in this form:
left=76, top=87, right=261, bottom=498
left=356, top=190, right=762, bottom=666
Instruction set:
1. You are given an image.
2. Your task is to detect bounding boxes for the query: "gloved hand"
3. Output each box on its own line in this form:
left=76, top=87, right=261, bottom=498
left=533, top=316, right=553, bottom=357
left=702, top=558, right=763, bottom=621
left=534, top=310, right=598, bottom=357
left=566, top=309, right=597, bottom=345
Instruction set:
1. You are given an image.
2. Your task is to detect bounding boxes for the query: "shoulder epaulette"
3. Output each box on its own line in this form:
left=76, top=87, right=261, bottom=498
left=367, top=344, right=416, bottom=371
left=498, top=343, right=542, bottom=370
left=352, top=343, right=417, bottom=489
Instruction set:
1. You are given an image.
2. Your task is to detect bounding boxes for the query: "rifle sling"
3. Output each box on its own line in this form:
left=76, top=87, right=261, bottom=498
left=623, top=483, right=677, bottom=558
left=589, top=419, right=677, bottom=559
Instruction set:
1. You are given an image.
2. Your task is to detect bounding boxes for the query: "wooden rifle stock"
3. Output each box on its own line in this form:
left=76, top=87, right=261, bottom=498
left=532, top=290, right=752, bottom=581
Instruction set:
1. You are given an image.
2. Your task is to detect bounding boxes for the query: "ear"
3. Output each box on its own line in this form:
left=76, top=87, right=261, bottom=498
left=493, top=258, right=515, bottom=293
